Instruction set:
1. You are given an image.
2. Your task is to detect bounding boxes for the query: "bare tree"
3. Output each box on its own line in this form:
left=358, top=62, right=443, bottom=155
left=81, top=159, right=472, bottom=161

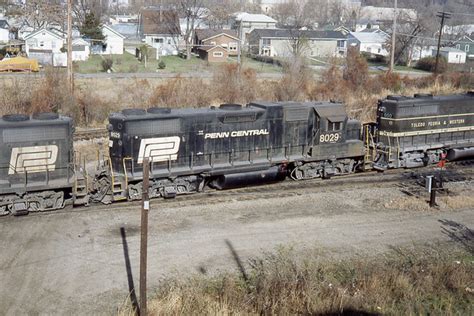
left=271, top=0, right=316, bottom=29
left=177, top=0, right=206, bottom=59
left=73, top=0, right=109, bottom=28
left=21, top=0, right=65, bottom=30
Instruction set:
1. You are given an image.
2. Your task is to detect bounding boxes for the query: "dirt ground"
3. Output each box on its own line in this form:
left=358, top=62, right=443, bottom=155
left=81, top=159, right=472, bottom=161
left=0, top=180, right=473, bottom=315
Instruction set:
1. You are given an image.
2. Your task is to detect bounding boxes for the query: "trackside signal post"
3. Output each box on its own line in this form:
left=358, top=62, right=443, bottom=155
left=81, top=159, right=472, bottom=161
left=140, top=158, right=150, bottom=315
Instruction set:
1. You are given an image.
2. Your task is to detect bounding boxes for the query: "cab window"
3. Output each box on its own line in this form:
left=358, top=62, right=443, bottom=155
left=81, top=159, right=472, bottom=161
left=328, top=121, right=342, bottom=131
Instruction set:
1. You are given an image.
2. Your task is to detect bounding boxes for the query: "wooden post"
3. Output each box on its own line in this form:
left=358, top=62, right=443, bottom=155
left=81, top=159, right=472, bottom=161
left=389, top=0, right=397, bottom=72
left=140, top=158, right=150, bottom=316
left=67, top=0, right=74, bottom=93
left=435, top=12, right=451, bottom=74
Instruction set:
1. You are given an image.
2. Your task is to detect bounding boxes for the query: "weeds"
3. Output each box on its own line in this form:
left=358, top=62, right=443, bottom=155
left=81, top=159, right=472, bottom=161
left=0, top=57, right=470, bottom=126
left=121, top=246, right=473, bottom=315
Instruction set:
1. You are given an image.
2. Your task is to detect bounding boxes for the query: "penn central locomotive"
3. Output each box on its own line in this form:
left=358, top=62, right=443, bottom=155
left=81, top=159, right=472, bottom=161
left=104, top=101, right=364, bottom=202
left=0, top=92, right=473, bottom=215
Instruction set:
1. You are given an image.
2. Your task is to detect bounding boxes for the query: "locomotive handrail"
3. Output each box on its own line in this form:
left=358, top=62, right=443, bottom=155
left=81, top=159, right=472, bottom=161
left=122, top=157, right=132, bottom=189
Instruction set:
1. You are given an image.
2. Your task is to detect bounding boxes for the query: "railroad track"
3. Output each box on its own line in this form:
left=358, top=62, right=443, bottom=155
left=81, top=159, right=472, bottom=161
left=74, top=128, right=108, bottom=141
left=9, top=162, right=472, bottom=220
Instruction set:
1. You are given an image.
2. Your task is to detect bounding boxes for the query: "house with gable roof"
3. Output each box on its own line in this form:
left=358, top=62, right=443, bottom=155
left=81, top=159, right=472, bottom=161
left=232, top=12, right=277, bottom=47
left=91, top=24, right=125, bottom=55
left=138, top=7, right=181, bottom=56
left=248, top=28, right=347, bottom=58
left=194, top=29, right=239, bottom=57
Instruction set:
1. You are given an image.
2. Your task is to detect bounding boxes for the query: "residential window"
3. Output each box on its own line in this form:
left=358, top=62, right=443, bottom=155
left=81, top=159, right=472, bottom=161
left=40, top=41, right=44, bottom=47
left=465, top=44, right=469, bottom=52
left=210, top=41, right=216, bottom=45
left=229, top=42, right=237, bottom=51
left=154, top=38, right=164, bottom=43
left=328, top=121, right=342, bottom=131
left=262, top=38, right=271, bottom=46
left=337, top=40, right=346, bottom=48
left=168, top=39, right=172, bottom=45
left=213, top=51, right=224, bottom=57
left=456, top=44, right=460, bottom=49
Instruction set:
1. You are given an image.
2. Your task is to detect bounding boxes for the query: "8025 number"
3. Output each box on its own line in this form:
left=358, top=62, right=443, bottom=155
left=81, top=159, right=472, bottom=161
left=319, top=133, right=340, bottom=143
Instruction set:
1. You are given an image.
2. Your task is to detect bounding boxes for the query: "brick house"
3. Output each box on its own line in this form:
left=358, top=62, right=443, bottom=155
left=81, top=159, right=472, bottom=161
left=194, top=29, right=239, bottom=56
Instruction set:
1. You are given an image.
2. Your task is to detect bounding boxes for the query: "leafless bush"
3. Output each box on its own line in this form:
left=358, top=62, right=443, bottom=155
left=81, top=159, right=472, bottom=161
left=0, top=78, right=33, bottom=115
left=343, top=47, right=369, bottom=90
left=212, top=64, right=259, bottom=104
left=149, top=76, right=213, bottom=108
left=31, top=67, right=75, bottom=113
left=274, top=57, right=313, bottom=101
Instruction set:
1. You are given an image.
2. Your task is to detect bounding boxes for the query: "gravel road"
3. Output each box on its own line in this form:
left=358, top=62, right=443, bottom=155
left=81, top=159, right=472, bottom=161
left=0, top=180, right=472, bottom=315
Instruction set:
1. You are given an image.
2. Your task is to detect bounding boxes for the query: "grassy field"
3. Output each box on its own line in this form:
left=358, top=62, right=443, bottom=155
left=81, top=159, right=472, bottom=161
left=119, top=246, right=474, bottom=315
left=74, top=52, right=282, bottom=74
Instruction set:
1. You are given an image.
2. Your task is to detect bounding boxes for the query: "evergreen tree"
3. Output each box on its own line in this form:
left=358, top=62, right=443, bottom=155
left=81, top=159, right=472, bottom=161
left=80, top=12, right=105, bottom=44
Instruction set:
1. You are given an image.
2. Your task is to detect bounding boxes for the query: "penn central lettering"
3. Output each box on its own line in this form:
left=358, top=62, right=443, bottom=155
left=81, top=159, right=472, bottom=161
left=204, top=129, right=269, bottom=139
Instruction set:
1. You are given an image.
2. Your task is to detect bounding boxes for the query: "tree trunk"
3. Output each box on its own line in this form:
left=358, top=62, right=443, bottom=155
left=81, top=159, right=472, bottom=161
left=186, top=42, right=192, bottom=60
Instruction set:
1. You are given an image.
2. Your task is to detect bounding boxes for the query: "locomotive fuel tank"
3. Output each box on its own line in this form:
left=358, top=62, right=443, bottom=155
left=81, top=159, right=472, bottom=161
left=447, top=148, right=474, bottom=161
left=208, top=165, right=287, bottom=190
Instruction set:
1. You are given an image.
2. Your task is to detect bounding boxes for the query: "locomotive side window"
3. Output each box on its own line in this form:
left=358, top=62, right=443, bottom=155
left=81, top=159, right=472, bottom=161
left=328, top=121, right=342, bottom=131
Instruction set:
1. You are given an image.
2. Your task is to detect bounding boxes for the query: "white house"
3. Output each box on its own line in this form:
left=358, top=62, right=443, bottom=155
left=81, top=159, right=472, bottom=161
left=139, top=8, right=181, bottom=56
left=248, top=29, right=347, bottom=58
left=0, top=19, right=10, bottom=43
left=24, top=28, right=65, bottom=65
left=347, top=31, right=389, bottom=56
left=93, top=24, right=125, bottom=55
left=232, top=12, right=277, bottom=46
left=436, top=47, right=466, bottom=64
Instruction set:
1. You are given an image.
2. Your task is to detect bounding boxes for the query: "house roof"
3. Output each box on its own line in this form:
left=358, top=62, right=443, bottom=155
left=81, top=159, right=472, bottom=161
left=140, top=8, right=181, bottom=35
left=102, top=24, right=126, bottom=39
left=233, top=12, right=277, bottom=24
left=440, top=47, right=466, bottom=53
left=195, top=29, right=239, bottom=42
left=24, top=28, right=65, bottom=41
left=250, top=28, right=346, bottom=40
left=72, top=38, right=90, bottom=46
left=349, top=31, right=388, bottom=43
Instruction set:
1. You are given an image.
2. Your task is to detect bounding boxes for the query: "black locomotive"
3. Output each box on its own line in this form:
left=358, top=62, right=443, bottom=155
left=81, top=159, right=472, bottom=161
left=103, top=101, right=364, bottom=202
left=0, top=113, right=87, bottom=216
left=0, top=92, right=473, bottom=215
left=371, top=92, right=474, bottom=169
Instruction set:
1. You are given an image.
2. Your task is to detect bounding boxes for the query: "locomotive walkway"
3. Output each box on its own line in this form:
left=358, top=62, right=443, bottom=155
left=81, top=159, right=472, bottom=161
left=0, top=171, right=472, bottom=314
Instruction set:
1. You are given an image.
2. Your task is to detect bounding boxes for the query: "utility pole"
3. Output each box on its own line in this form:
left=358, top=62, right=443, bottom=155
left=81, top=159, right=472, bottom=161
left=139, top=158, right=150, bottom=316
left=435, top=11, right=451, bottom=74
left=389, top=0, right=397, bottom=73
left=67, top=0, right=73, bottom=92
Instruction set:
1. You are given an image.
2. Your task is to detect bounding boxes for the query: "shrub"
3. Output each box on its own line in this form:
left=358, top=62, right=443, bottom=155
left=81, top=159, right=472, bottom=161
left=344, top=47, right=369, bottom=90
left=415, top=56, right=447, bottom=73
left=101, top=57, right=113, bottom=72
left=158, top=60, right=166, bottom=70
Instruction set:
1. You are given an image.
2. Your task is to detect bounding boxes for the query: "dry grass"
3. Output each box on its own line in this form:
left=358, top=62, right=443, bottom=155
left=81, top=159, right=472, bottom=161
left=0, top=57, right=471, bottom=127
left=118, top=246, right=473, bottom=315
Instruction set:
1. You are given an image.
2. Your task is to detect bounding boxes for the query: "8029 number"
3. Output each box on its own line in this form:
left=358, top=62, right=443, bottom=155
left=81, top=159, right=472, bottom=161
left=319, top=133, right=340, bottom=143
